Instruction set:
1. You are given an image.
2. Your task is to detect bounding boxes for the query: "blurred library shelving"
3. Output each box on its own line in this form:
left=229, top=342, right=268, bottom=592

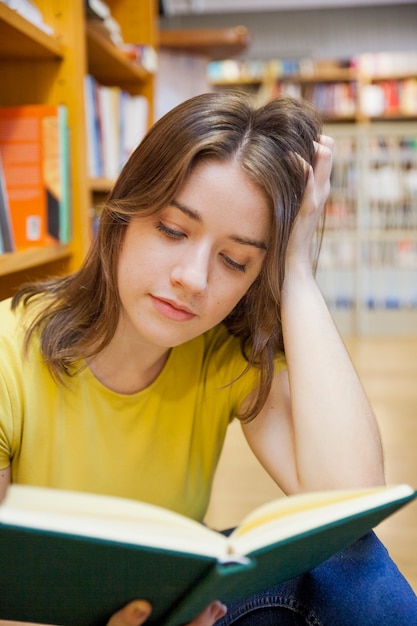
left=1, top=0, right=416, bottom=336
left=208, top=52, right=417, bottom=335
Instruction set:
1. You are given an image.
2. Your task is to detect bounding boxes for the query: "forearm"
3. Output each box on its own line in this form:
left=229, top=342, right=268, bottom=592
left=281, top=266, right=385, bottom=490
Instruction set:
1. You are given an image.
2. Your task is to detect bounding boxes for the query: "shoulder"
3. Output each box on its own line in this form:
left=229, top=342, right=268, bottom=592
left=179, top=325, right=286, bottom=403
left=0, top=297, right=17, bottom=330
left=0, top=298, right=24, bottom=353
left=200, top=324, right=286, bottom=377
left=173, top=325, right=250, bottom=389
left=0, top=297, right=36, bottom=345
left=0, top=296, right=47, bottom=375
left=199, top=324, right=249, bottom=374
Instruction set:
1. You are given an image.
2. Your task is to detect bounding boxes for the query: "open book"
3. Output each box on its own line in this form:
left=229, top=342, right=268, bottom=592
left=0, top=483, right=415, bottom=626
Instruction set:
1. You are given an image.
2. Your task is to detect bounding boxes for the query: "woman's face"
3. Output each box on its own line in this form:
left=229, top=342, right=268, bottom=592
left=116, top=159, right=270, bottom=350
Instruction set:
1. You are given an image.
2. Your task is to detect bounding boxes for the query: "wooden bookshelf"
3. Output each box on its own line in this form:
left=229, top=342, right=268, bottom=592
left=87, top=21, right=150, bottom=90
left=0, top=245, right=72, bottom=277
left=0, top=2, right=63, bottom=60
left=0, top=0, right=157, bottom=301
left=317, top=121, right=417, bottom=335
left=89, top=177, right=115, bottom=194
left=159, top=26, right=250, bottom=60
left=209, top=59, right=417, bottom=123
left=209, top=55, right=417, bottom=334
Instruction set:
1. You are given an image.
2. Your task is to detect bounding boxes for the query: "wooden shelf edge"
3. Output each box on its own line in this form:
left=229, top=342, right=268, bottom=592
left=87, top=21, right=149, bottom=87
left=89, top=177, right=115, bottom=193
left=159, top=26, right=250, bottom=60
left=210, top=77, right=264, bottom=86
left=0, top=245, right=72, bottom=277
left=0, top=3, right=63, bottom=60
left=290, top=69, right=356, bottom=83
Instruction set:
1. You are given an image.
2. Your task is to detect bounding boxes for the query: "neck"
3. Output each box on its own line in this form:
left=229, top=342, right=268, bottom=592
left=88, top=338, right=171, bottom=395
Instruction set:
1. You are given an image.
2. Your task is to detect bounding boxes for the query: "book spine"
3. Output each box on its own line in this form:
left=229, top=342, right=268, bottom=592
left=58, top=105, right=71, bottom=244
left=0, top=105, right=49, bottom=250
left=84, top=74, right=104, bottom=178
left=0, top=151, right=15, bottom=253
left=88, top=80, right=149, bottom=181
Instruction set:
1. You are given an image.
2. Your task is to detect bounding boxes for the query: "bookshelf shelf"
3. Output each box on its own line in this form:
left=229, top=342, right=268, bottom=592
left=87, top=22, right=150, bottom=91
left=282, top=69, right=356, bottom=84
left=0, top=245, right=72, bottom=278
left=369, top=113, right=417, bottom=121
left=210, top=77, right=263, bottom=86
left=0, top=3, right=63, bottom=60
left=357, top=230, right=417, bottom=242
left=159, top=26, right=249, bottom=60
left=88, top=177, right=115, bottom=193
left=209, top=57, right=417, bottom=123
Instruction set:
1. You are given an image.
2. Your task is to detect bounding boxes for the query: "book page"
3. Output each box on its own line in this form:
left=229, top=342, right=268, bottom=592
left=0, top=485, right=227, bottom=559
left=228, top=484, right=414, bottom=555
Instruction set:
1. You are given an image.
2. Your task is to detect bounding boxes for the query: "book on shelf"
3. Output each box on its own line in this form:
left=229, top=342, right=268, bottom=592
left=85, top=0, right=111, bottom=21
left=0, top=151, right=15, bottom=253
left=85, top=0, right=124, bottom=47
left=6, top=0, right=54, bottom=35
left=85, top=76, right=149, bottom=181
left=0, top=104, right=71, bottom=250
left=84, top=75, right=104, bottom=179
left=0, top=483, right=415, bottom=626
left=120, top=91, right=149, bottom=167
left=97, top=85, right=122, bottom=180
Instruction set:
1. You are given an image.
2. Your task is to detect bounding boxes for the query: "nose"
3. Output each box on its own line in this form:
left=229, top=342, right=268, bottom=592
left=170, top=244, right=210, bottom=294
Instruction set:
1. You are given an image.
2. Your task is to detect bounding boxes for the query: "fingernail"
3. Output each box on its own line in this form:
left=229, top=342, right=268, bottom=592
left=133, top=601, right=151, bottom=623
left=211, top=602, right=227, bottom=621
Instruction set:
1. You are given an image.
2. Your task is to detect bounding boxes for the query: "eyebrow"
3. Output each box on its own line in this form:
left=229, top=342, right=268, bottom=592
left=171, top=199, right=267, bottom=251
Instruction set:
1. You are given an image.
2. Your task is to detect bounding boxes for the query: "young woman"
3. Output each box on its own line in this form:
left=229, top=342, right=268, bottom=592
left=0, top=93, right=415, bottom=626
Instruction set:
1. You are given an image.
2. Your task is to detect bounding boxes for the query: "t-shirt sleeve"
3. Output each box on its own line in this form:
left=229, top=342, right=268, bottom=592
left=205, top=326, right=287, bottom=422
left=0, top=300, right=24, bottom=470
left=228, top=352, right=287, bottom=419
left=0, top=358, right=16, bottom=470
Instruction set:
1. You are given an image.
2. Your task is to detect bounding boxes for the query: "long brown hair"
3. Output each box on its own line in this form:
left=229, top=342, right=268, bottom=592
left=12, top=92, right=322, bottom=421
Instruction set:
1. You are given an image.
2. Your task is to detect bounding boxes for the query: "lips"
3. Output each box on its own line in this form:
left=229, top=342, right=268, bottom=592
left=150, top=296, right=196, bottom=322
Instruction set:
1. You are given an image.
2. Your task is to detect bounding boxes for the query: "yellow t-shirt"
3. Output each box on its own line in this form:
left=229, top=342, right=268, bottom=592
left=0, top=298, right=285, bottom=521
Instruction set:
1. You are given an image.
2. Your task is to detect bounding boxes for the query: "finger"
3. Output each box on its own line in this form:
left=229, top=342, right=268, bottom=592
left=189, top=600, right=227, bottom=626
left=312, top=140, right=333, bottom=199
left=313, top=139, right=333, bottom=174
left=106, top=600, right=152, bottom=626
left=318, top=134, right=335, bottom=153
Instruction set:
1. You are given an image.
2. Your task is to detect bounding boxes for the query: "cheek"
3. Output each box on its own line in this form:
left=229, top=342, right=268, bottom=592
left=211, top=277, right=253, bottom=315
left=119, top=236, right=156, bottom=278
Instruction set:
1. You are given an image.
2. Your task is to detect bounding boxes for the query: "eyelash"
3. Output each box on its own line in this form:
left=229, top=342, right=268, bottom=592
left=221, top=255, right=247, bottom=273
left=156, top=221, right=184, bottom=239
left=156, top=221, right=247, bottom=273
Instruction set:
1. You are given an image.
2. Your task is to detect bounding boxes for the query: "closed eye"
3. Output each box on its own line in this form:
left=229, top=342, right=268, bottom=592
left=221, top=254, right=246, bottom=273
left=156, top=221, right=185, bottom=240
left=157, top=220, right=247, bottom=272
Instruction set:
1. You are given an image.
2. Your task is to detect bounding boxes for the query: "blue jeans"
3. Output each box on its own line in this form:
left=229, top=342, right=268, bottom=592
left=216, top=532, right=417, bottom=625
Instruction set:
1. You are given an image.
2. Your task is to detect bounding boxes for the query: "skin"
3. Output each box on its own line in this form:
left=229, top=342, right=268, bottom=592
left=88, top=158, right=269, bottom=394
left=0, top=137, right=385, bottom=626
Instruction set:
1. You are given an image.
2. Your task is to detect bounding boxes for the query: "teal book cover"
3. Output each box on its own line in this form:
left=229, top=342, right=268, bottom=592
left=0, top=484, right=415, bottom=626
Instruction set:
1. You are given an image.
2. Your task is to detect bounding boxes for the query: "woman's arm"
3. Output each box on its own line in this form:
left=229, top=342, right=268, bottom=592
left=242, top=137, right=385, bottom=494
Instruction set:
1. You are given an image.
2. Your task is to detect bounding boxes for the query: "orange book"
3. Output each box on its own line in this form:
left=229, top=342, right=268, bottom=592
left=0, top=105, right=70, bottom=250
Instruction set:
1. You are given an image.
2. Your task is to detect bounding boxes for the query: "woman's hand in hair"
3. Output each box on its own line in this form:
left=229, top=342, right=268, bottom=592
left=286, top=134, right=334, bottom=273
left=107, top=599, right=227, bottom=626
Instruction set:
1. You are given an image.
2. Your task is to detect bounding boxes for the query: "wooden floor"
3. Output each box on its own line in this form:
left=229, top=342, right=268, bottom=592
left=205, top=335, right=417, bottom=593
